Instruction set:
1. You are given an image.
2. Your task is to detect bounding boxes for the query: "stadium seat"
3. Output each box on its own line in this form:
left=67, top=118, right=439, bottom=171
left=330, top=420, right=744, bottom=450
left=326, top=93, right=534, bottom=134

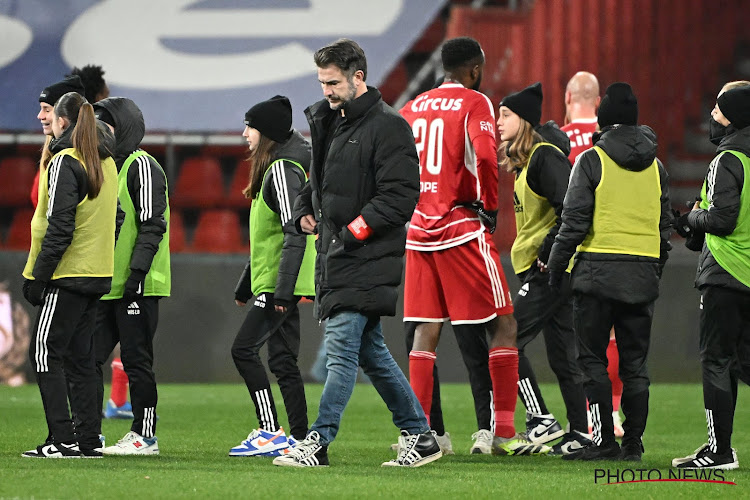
left=171, top=157, right=224, bottom=208
left=0, top=156, right=37, bottom=207
left=190, top=209, right=246, bottom=254
left=5, top=208, right=34, bottom=250
left=169, top=209, right=187, bottom=253
left=226, top=160, right=251, bottom=208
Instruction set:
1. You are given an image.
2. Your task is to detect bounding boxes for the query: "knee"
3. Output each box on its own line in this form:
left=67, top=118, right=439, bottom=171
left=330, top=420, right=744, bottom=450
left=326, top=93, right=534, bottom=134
left=268, top=353, right=297, bottom=376
left=231, top=342, right=260, bottom=364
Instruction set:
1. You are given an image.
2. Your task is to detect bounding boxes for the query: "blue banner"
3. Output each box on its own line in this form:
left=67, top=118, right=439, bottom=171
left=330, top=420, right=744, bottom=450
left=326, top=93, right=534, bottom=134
left=0, top=0, right=445, bottom=132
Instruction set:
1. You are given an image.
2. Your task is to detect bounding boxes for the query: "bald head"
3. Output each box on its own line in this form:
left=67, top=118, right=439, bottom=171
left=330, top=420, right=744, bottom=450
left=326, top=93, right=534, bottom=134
left=565, top=71, right=600, bottom=122
left=567, top=72, right=600, bottom=103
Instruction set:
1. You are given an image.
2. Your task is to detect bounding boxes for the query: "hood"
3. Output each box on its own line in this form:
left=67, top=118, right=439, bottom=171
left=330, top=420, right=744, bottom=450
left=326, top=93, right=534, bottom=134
left=49, top=119, right=115, bottom=160
left=93, top=97, right=145, bottom=163
left=274, top=129, right=312, bottom=173
left=535, top=120, right=571, bottom=158
left=717, top=125, right=750, bottom=158
left=593, top=124, right=657, bottom=171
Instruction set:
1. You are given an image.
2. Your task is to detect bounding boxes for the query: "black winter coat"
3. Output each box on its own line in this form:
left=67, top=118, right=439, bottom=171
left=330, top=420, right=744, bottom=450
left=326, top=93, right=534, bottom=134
left=547, top=125, right=673, bottom=304
left=293, top=87, right=420, bottom=320
left=32, top=122, right=117, bottom=295
left=688, top=125, right=750, bottom=293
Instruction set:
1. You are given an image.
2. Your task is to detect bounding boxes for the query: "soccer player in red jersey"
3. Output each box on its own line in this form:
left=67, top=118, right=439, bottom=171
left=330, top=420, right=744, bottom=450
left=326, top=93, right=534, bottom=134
left=399, top=37, right=549, bottom=456
left=561, top=72, right=624, bottom=438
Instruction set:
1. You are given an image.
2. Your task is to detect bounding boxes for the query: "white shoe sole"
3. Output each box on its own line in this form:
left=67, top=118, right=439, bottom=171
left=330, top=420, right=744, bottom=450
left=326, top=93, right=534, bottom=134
left=382, top=450, right=443, bottom=467
left=272, top=456, right=328, bottom=467
left=527, top=428, right=565, bottom=444
left=102, top=447, right=159, bottom=456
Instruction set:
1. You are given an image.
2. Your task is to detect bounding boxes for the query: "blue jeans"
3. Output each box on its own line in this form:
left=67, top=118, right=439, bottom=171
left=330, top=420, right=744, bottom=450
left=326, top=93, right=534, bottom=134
left=310, top=311, right=429, bottom=445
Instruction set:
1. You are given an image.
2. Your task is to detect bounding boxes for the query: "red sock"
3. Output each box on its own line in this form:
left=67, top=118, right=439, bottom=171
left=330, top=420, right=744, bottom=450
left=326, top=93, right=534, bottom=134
left=606, top=338, right=622, bottom=411
left=489, top=347, right=518, bottom=438
left=110, top=357, right=129, bottom=407
left=409, top=351, right=436, bottom=427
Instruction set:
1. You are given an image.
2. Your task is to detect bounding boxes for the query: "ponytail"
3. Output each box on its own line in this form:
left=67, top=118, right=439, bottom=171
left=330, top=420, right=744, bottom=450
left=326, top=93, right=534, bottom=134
left=72, top=102, right=103, bottom=198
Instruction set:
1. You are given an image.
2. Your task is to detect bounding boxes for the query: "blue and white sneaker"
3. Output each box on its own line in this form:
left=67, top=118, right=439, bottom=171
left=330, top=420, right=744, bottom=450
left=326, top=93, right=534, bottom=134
left=103, top=399, right=134, bottom=419
left=229, top=428, right=290, bottom=457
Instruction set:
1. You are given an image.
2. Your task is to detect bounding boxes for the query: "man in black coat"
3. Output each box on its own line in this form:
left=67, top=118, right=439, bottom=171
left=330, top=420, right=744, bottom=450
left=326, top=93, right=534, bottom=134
left=273, top=38, right=441, bottom=468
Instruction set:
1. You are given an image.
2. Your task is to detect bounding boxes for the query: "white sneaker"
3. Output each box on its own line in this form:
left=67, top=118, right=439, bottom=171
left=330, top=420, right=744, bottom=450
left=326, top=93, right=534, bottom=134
left=102, top=431, right=159, bottom=456
left=612, top=411, right=624, bottom=438
left=470, top=429, right=493, bottom=454
left=435, top=432, right=454, bottom=455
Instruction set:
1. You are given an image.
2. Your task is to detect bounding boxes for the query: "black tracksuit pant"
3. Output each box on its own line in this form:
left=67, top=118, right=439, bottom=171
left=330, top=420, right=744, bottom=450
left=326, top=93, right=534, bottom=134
left=514, top=267, right=587, bottom=433
left=404, top=321, right=492, bottom=432
left=699, top=286, right=750, bottom=455
left=95, top=297, right=160, bottom=438
left=28, top=286, right=101, bottom=450
left=231, top=293, right=307, bottom=440
left=573, top=293, right=653, bottom=447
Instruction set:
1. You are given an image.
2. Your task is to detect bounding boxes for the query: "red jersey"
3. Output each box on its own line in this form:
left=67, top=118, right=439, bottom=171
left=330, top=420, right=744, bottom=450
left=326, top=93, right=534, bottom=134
left=561, top=118, right=598, bottom=164
left=399, top=83, right=498, bottom=251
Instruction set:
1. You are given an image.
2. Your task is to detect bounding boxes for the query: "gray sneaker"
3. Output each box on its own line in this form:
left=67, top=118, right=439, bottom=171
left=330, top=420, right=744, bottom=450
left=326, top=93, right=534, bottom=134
left=272, top=431, right=328, bottom=467
left=470, top=429, right=493, bottom=454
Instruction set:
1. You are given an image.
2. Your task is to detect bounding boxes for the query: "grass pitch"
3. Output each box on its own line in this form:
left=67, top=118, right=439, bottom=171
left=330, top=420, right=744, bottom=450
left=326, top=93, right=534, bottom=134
left=1, top=383, right=748, bottom=499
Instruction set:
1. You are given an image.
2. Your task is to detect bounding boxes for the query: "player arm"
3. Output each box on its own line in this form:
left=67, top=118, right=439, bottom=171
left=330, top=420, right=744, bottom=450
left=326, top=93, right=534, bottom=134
left=687, top=154, right=743, bottom=236
left=127, top=156, right=168, bottom=274
left=32, top=156, right=86, bottom=281
left=548, top=150, right=598, bottom=272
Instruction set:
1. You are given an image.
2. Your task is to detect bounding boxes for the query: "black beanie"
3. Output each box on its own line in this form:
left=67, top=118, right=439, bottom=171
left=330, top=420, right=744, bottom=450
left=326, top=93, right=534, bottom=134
left=598, top=82, right=638, bottom=127
left=39, top=75, right=86, bottom=106
left=500, top=82, right=543, bottom=126
left=244, top=95, right=292, bottom=143
left=717, top=85, right=750, bottom=130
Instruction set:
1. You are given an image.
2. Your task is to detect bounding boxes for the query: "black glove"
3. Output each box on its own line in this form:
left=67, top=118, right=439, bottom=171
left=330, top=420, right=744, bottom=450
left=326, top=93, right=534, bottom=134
left=23, top=279, right=48, bottom=306
left=234, top=262, right=252, bottom=303
left=548, top=269, right=563, bottom=291
left=339, top=227, right=366, bottom=251
left=273, top=295, right=295, bottom=310
left=476, top=206, right=498, bottom=234
left=123, top=269, right=147, bottom=301
left=685, top=229, right=706, bottom=252
left=671, top=209, right=694, bottom=238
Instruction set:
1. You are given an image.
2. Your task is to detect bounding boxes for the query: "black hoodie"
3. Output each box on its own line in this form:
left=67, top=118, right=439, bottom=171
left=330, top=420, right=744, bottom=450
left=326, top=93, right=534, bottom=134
left=688, top=126, right=750, bottom=293
left=93, top=97, right=168, bottom=278
left=32, top=121, right=117, bottom=295
left=547, top=124, right=673, bottom=304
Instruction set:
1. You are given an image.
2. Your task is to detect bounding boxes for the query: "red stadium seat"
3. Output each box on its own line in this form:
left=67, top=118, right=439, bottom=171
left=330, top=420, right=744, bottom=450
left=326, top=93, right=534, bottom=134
left=5, top=208, right=34, bottom=250
left=190, top=209, right=246, bottom=254
left=168, top=209, right=187, bottom=253
left=171, top=157, right=224, bottom=208
left=0, top=156, right=37, bottom=207
left=226, top=160, right=251, bottom=208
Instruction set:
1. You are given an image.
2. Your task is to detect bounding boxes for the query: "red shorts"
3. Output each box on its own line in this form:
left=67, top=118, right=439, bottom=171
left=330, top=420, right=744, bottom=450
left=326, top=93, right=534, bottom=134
left=404, top=233, right=514, bottom=324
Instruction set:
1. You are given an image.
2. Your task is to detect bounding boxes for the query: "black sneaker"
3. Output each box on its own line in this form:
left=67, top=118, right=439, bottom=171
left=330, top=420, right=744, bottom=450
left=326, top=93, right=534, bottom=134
left=562, top=441, right=620, bottom=461
left=550, top=431, right=593, bottom=456
left=673, top=445, right=738, bottom=470
left=80, top=448, right=104, bottom=458
left=22, top=442, right=81, bottom=458
left=525, top=413, right=565, bottom=444
left=272, top=431, right=328, bottom=467
left=382, top=430, right=443, bottom=467
left=620, top=438, right=644, bottom=461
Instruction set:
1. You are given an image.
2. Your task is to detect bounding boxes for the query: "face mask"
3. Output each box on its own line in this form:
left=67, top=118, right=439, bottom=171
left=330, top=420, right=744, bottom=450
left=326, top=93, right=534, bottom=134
left=709, top=117, right=730, bottom=145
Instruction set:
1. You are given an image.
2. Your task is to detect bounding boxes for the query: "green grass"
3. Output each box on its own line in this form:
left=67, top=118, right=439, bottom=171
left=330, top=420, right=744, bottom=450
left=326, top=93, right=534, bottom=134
left=1, top=383, right=748, bottom=499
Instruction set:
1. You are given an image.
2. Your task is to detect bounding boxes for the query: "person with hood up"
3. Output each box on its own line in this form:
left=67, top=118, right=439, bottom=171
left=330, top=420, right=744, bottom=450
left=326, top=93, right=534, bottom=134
left=227, top=95, right=315, bottom=457
left=22, top=91, right=118, bottom=458
left=672, top=81, right=750, bottom=471
left=91, top=97, right=170, bottom=456
left=547, top=82, right=672, bottom=462
left=497, top=82, right=589, bottom=455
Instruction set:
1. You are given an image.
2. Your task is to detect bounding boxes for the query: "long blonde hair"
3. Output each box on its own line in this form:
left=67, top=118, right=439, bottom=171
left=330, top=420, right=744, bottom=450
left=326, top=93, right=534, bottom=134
left=500, top=118, right=542, bottom=172
left=242, top=134, right=279, bottom=199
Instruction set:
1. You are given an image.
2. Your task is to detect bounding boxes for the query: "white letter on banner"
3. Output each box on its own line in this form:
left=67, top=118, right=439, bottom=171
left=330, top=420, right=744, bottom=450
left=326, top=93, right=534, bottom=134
left=0, top=16, right=32, bottom=68
left=61, top=0, right=402, bottom=90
